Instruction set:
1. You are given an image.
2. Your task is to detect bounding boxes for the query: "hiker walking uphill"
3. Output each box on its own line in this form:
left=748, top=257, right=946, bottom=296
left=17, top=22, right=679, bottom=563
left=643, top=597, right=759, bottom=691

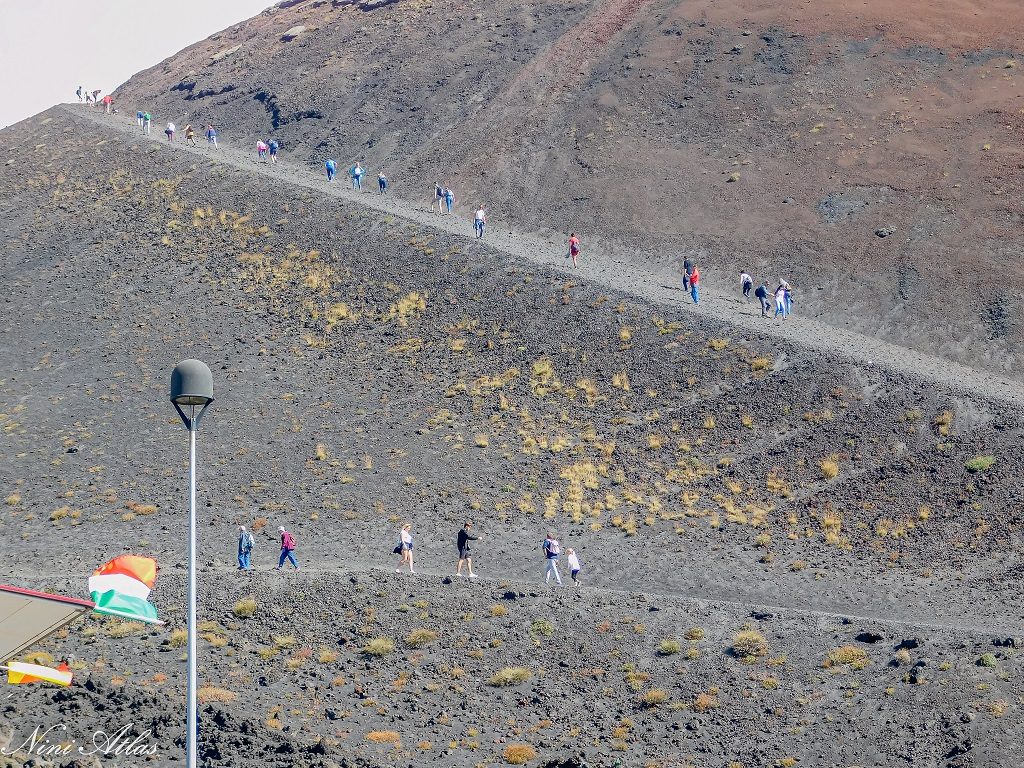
left=682, top=257, right=694, bottom=291
left=774, top=283, right=788, bottom=319
left=351, top=162, right=364, bottom=190
left=257, top=140, right=268, bottom=160
left=568, top=233, right=580, bottom=268
left=455, top=520, right=481, bottom=578
left=165, top=122, right=175, bottom=142
left=740, top=271, right=753, bottom=302
left=237, top=525, right=254, bottom=570
left=142, top=112, right=151, bottom=135
left=474, top=206, right=486, bottom=239
left=395, top=523, right=415, bottom=574
left=276, top=526, right=299, bottom=570
left=268, top=138, right=279, bottom=163
left=543, top=533, right=563, bottom=585
left=755, top=281, right=770, bottom=317
left=325, top=159, right=337, bottom=182
left=432, top=182, right=444, bottom=213
left=444, top=186, right=455, bottom=214
left=566, top=548, right=582, bottom=587
left=76, top=86, right=83, bottom=103
left=205, top=124, right=218, bottom=148
left=689, top=265, right=700, bottom=304
left=378, top=170, right=388, bottom=195
left=184, top=124, right=197, bottom=146
left=102, top=95, right=113, bottom=114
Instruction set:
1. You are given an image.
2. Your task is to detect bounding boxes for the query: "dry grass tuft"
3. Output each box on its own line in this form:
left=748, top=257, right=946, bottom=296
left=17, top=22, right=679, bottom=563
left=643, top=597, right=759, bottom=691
left=197, top=686, right=236, bottom=703
left=488, top=667, right=532, bottom=687
left=233, top=596, right=257, bottom=618
left=363, top=637, right=395, bottom=657
left=366, top=730, right=401, bottom=745
left=732, top=630, right=768, bottom=659
left=503, top=744, right=537, bottom=764
left=824, top=645, right=870, bottom=670
left=405, top=628, right=438, bottom=648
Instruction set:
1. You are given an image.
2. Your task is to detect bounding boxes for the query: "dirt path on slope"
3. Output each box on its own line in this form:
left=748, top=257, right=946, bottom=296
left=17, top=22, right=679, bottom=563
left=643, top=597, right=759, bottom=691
left=6, top=561, right=1017, bottom=635
left=62, top=105, right=1024, bottom=408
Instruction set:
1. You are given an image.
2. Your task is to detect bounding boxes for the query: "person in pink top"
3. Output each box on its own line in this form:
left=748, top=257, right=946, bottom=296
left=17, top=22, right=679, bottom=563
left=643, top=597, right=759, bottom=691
left=257, top=140, right=268, bottom=160
left=276, top=526, right=299, bottom=570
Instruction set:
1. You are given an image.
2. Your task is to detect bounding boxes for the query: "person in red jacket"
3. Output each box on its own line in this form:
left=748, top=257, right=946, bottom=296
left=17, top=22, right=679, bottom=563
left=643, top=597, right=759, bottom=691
left=568, top=233, right=580, bottom=268
left=276, top=526, right=299, bottom=570
left=689, top=266, right=700, bottom=304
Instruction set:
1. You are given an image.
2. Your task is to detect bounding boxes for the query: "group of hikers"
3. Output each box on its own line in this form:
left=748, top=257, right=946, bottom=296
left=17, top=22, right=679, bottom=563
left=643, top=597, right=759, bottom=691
left=91, top=93, right=801, bottom=317
left=325, top=160, right=386, bottom=194
left=238, top=520, right=583, bottom=587
left=681, top=257, right=795, bottom=318
left=740, top=272, right=795, bottom=319
left=78, top=86, right=113, bottom=113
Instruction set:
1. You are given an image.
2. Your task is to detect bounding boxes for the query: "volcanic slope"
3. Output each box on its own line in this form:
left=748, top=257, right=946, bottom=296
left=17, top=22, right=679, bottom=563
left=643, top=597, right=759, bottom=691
left=0, top=108, right=1021, bottom=767
left=112, top=0, right=1024, bottom=377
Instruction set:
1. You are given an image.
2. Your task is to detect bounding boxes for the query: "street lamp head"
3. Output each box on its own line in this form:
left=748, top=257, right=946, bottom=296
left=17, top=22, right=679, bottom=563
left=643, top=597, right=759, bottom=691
left=170, top=359, right=214, bottom=407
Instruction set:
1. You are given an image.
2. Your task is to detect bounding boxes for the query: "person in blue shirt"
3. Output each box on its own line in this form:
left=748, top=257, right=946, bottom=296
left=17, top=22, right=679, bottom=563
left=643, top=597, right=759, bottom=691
left=325, top=159, right=337, bottom=182
left=268, top=139, right=279, bottom=164
left=205, top=124, right=218, bottom=148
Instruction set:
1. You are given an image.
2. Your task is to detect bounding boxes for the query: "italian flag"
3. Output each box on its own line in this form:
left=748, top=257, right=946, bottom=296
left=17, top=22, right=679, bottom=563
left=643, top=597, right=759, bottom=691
left=7, top=661, right=72, bottom=686
left=88, top=555, right=163, bottom=625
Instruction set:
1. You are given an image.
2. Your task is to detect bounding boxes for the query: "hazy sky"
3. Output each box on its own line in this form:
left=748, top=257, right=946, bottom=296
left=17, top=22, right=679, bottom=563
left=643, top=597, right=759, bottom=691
left=0, top=0, right=273, bottom=129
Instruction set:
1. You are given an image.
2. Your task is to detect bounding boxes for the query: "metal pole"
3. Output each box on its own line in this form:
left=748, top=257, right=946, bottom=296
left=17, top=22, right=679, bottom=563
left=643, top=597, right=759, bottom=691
left=186, top=408, right=197, bottom=768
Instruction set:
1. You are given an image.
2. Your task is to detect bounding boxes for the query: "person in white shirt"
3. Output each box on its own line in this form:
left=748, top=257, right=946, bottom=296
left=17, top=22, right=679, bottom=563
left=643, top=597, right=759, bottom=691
left=165, top=122, right=176, bottom=142
left=566, top=548, right=581, bottom=587
left=542, top=533, right=562, bottom=585
left=474, top=206, right=486, bottom=239
left=397, top=523, right=415, bottom=574
left=740, top=271, right=753, bottom=302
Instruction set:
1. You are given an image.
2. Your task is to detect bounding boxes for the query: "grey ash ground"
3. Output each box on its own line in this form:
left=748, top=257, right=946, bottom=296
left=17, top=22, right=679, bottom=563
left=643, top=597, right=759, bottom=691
left=0, top=104, right=1021, bottom=767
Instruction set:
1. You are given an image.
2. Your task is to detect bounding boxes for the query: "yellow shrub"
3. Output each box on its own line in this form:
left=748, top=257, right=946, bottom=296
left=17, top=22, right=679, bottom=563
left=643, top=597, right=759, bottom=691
left=503, top=744, right=537, bottom=765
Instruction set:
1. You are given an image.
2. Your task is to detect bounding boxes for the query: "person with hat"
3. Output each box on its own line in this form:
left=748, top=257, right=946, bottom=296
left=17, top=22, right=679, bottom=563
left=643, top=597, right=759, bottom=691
left=276, top=526, right=299, bottom=570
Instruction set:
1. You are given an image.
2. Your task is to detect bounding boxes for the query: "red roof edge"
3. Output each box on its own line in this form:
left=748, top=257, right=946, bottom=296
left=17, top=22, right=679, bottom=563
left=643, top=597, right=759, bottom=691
left=0, top=584, right=94, bottom=609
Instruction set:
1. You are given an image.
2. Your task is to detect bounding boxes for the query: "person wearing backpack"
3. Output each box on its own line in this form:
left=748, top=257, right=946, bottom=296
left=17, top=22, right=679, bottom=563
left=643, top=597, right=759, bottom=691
left=395, top=523, right=415, bottom=574
left=237, top=525, right=255, bottom=570
left=754, top=281, right=770, bottom=317
left=325, top=159, right=337, bottom=182
left=542, top=533, right=562, bottom=585
left=276, top=526, right=299, bottom=570
left=444, top=186, right=455, bottom=214
left=143, top=112, right=151, bottom=135
left=268, top=139, right=279, bottom=163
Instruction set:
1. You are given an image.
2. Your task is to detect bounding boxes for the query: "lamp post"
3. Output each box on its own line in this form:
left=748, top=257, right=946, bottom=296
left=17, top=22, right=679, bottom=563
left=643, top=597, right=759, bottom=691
left=169, top=359, right=214, bottom=768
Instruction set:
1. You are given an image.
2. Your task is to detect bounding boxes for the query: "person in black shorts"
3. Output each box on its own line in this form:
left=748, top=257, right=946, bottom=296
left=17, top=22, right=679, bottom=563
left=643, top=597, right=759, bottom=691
left=456, top=520, right=480, bottom=578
